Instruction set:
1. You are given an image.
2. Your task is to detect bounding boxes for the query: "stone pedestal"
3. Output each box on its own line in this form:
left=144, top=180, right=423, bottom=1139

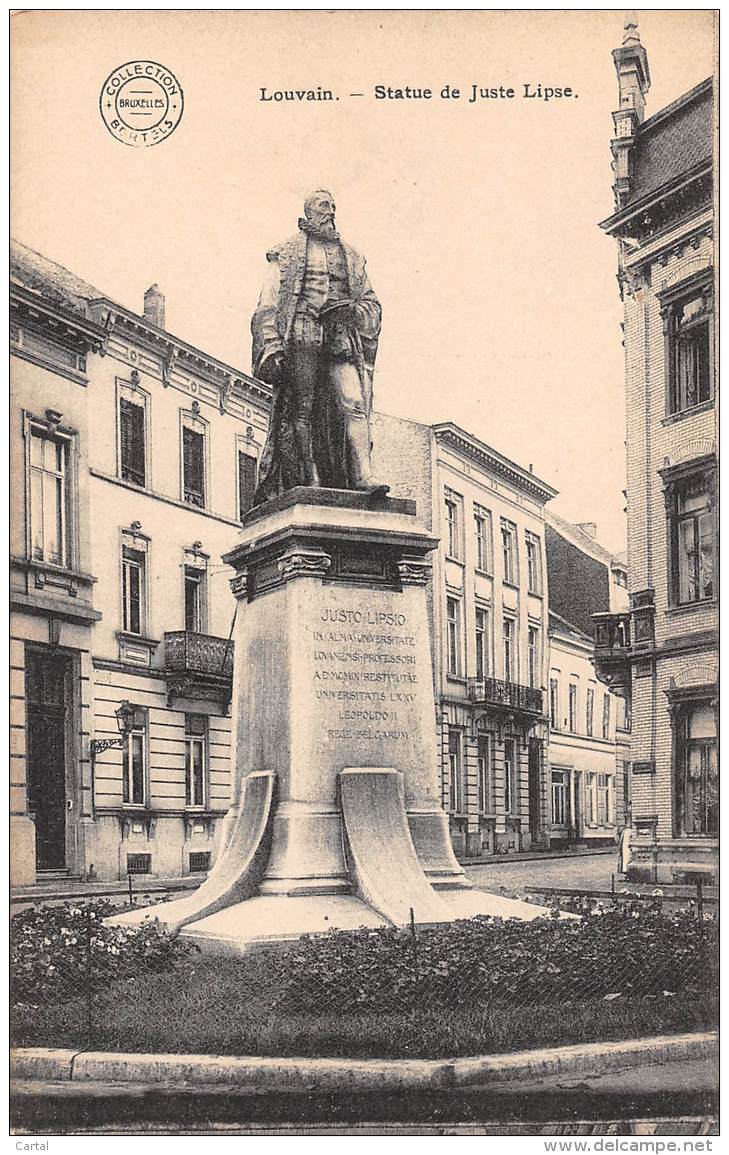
left=113, top=490, right=549, bottom=952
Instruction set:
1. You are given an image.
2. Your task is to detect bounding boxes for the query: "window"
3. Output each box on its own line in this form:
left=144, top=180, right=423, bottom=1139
left=586, top=687, right=595, bottom=736
left=504, top=737, right=516, bottom=814
left=477, top=734, right=493, bottom=814
left=503, top=617, right=515, bottom=682
left=525, top=532, right=542, bottom=595
left=185, top=714, right=207, bottom=808
left=665, top=470, right=715, bottom=606
left=446, top=597, right=462, bottom=677
left=551, top=770, right=568, bottom=826
left=122, top=547, right=146, bottom=635
left=119, top=394, right=146, bottom=486
left=602, top=693, right=611, bottom=740
left=122, top=707, right=147, bottom=806
left=661, top=279, right=714, bottom=415
left=585, top=772, right=597, bottom=826
left=29, top=426, right=70, bottom=566
left=475, top=607, right=490, bottom=680
left=182, top=423, right=206, bottom=508
left=618, top=695, right=632, bottom=732
left=597, top=773, right=613, bottom=826
left=184, top=566, right=206, bottom=633
left=444, top=490, right=462, bottom=559
left=675, top=701, right=718, bottom=837
left=448, top=728, right=464, bottom=813
left=568, top=683, right=578, bottom=732
left=550, top=677, right=560, bottom=728
left=501, top=519, right=518, bottom=584
left=474, top=506, right=493, bottom=572
left=238, top=449, right=257, bottom=519
left=527, top=626, right=539, bottom=689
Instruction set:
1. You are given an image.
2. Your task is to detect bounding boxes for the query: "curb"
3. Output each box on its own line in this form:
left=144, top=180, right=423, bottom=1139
left=10, top=1032, right=718, bottom=1094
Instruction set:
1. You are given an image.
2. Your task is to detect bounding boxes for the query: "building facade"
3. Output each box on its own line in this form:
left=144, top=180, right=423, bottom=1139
left=546, top=515, right=630, bottom=848
left=594, top=21, right=717, bottom=882
left=11, top=240, right=270, bottom=885
left=429, top=425, right=556, bottom=858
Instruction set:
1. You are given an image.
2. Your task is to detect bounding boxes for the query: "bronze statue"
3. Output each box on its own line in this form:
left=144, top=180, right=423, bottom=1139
left=251, top=190, right=388, bottom=503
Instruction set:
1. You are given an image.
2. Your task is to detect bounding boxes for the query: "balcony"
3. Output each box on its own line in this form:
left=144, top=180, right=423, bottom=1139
left=592, top=612, right=631, bottom=693
left=467, top=677, right=543, bottom=718
left=163, top=631, right=234, bottom=705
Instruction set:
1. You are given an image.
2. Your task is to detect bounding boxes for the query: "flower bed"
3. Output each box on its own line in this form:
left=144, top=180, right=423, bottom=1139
left=10, top=900, right=718, bottom=1059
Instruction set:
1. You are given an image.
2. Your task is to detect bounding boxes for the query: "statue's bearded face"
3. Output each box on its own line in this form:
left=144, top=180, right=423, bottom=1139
left=304, top=190, right=336, bottom=237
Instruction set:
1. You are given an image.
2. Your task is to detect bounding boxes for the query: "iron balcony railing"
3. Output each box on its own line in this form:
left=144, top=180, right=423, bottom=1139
left=467, top=676, right=543, bottom=716
left=163, top=631, right=234, bottom=678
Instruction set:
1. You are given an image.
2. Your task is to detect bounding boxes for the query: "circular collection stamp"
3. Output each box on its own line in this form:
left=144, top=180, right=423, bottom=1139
left=100, top=61, right=183, bottom=147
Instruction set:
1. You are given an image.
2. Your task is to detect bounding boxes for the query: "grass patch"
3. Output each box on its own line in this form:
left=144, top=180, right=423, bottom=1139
left=11, top=955, right=716, bottom=1060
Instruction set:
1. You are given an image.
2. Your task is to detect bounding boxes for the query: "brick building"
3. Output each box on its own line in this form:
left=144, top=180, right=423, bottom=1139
left=594, top=19, right=717, bottom=882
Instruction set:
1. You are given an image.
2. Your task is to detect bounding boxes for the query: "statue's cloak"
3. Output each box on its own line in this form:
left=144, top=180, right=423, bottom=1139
left=251, top=231, right=381, bottom=503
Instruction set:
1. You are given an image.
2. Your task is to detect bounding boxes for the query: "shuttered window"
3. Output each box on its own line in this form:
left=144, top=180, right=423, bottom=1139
left=183, top=426, right=205, bottom=507
left=238, top=451, right=257, bottom=519
left=119, top=398, right=146, bottom=486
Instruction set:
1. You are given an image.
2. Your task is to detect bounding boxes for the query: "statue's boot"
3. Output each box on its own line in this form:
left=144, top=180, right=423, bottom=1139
left=345, top=413, right=390, bottom=496
left=293, top=419, right=321, bottom=487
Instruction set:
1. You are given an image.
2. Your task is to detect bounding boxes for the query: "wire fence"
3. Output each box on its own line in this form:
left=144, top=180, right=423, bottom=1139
left=10, top=882, right=719, bottom=1052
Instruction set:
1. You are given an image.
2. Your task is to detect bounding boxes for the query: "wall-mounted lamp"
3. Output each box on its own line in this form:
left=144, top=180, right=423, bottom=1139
left=90, top=701, right=135, bottom=756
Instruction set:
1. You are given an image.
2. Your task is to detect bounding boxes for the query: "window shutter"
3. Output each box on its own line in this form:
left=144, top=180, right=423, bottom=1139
left=238, top=451, right=257, bottom=518
left=120, top=399, right=146, bottom=486
left=183, top=426, right=205, bottom=506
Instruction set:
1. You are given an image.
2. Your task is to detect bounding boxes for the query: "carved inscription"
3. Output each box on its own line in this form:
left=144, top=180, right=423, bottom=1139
left=312, top=606, right=420, bottom=741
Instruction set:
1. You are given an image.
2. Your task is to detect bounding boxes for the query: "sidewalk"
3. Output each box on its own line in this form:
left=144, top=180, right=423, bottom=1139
left=459, top=846, right=614, bottom=867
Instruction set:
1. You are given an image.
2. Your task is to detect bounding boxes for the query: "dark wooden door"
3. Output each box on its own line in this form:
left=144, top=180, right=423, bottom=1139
left=528, top=737, right=541, bottom=837
left=25, top=651, right=70, bottom=871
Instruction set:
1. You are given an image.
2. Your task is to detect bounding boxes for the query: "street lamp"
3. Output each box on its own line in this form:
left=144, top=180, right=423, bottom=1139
left=90, top=701, right=135, bottom=756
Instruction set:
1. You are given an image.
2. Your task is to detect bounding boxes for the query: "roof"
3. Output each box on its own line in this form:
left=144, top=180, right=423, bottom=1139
left=432, top=422, right=557, bottom=505
left=548, top=609, right=592, bottom=645
left=545, top=508, right=619, bottom=566
left=10, top=239, right=103, bottom=318
left=625, top=78, right=713, bottom=207
left=10, top=237, right=268, bottom=401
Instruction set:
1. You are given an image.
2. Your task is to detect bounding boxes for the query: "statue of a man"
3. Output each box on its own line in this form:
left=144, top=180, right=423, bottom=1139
left=251, top=190, right=388, bottom=503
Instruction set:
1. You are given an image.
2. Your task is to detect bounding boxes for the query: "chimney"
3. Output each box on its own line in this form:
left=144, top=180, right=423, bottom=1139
left=143, top=283, right=166, bottom=329
left=610, top=12, right=651, bottom=208
left=576, top=522, right=598, bottom=540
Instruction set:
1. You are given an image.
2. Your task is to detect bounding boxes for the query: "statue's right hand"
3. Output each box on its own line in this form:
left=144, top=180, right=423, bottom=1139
left=260, top=351, right=284, bottom=385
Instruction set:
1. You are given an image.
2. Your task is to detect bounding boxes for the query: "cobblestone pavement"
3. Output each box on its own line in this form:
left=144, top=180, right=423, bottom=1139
left=465, top=852, right=619, bottom=898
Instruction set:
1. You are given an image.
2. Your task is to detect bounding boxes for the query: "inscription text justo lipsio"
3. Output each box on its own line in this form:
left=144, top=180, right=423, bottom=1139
left=312, top=606, right=419, bottom=741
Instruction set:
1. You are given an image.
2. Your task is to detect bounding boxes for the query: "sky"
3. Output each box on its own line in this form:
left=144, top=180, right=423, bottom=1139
left=11, top=10, right=716, bottom=554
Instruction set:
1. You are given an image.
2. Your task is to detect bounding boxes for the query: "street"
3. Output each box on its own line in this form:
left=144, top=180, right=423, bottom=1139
left=465, top=851, right=618, bottom=899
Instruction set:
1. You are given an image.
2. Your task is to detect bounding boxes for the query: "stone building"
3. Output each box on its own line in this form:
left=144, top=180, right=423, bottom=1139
left=594, top=20, right=717, bottom=882
left=10, top=240, right=269, bottom=886
left=373, top=416, right=556, bottom=858
left=545, top=513, right=629, bottom=848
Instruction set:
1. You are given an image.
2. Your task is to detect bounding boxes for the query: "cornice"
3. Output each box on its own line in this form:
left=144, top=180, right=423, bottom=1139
left=89, top=299, right=271, bottom=409
left=433, top=423, right=557, bottom=504
left=600, top=161, right=712, bottom=239
left=10, top=284, right=107, bottom=353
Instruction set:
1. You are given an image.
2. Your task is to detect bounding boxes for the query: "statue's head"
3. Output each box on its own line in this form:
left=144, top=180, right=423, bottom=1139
left=303, top=189, right=336, bottom=238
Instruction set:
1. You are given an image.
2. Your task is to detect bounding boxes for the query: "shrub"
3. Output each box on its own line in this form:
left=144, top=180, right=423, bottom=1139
left=270, top=906, right=718, bottom=1016
left=10, top=899, right=197, bottom=1009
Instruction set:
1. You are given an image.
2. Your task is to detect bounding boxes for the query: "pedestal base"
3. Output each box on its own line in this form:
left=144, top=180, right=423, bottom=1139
left=111, top=493, right=561, bottom=950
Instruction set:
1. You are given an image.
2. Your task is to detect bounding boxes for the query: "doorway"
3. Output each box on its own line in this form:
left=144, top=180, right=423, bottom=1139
left=528, top=737, right=542, bottom=840
left=25, top=648, right=74, bottom=872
